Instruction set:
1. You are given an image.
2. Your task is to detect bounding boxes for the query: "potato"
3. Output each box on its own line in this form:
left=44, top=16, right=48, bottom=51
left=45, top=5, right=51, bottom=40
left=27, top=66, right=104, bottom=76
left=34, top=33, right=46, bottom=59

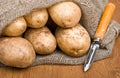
left=2, top=17, right=27, bottom=37
left=55, top=24, right=90, bottom=57
left=48, top=2, right=81, bottom=28
left=0, top=37, right=36, bottom=68
left=24, top=8, right=48, bottom=28
left=24, top=26, right=56, bottom=54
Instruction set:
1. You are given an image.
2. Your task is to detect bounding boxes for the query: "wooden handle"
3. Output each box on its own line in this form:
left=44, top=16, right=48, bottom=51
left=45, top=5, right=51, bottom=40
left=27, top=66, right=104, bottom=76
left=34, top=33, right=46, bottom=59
left=94, top=3, right=115, bottom=40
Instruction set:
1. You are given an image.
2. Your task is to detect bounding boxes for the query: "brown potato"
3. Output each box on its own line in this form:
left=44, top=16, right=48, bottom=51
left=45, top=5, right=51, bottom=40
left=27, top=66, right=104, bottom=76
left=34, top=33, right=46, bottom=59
left=48, top=2, right=81, bottom=28
left=2, top=17, right=27, bottom=37
left=0, top=37, right=36, bottom=68
left=24, top=27, right=57, bottom=54
left=55, top=24, right=91, bottom=57
left=24, top=8, right=48, bottom=28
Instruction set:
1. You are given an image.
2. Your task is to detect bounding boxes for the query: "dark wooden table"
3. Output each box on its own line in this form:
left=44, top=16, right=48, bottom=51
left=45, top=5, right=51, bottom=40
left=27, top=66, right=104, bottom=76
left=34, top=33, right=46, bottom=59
left=0, top=0, right=120, bottom=78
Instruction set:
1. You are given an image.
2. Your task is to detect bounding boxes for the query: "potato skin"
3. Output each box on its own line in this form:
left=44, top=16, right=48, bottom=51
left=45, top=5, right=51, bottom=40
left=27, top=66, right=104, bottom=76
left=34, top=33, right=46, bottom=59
left=2, top=17, right=27, bottom=37
left=48, top=2, right=81, bottom=28
left=24, top=8, right=48, bottom=28
left=0, top=37, right=36, bottom=68
left=24, top=27, right=57, bottom=54
left=55, top=24, right=91, bottom=57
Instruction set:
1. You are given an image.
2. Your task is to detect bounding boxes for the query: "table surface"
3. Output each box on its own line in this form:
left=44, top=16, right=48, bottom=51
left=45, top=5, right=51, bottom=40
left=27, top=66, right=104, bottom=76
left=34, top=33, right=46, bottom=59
left=0, top=0, right=120, bottom=78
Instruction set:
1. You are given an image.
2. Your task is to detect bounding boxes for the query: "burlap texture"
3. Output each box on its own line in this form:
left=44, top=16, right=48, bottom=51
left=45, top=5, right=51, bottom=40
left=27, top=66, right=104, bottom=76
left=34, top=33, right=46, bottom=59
left=0, top=0, right=120, bottom=67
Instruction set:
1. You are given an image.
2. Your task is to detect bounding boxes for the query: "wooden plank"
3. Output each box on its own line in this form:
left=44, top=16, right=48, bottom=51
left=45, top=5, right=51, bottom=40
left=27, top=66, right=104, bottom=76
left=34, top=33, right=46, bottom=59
left=0, top=67, right=13, bottom=78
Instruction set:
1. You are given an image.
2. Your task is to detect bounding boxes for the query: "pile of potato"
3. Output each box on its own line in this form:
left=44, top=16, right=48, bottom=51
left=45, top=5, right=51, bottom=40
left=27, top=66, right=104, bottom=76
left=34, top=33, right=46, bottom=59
left=0, top=2, right=90, bottom=68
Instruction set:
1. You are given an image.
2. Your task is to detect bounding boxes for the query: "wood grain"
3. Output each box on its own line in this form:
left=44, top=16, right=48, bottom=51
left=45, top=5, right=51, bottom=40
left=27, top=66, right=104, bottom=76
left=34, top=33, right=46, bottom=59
left=0, top=0, right=120, bottom=78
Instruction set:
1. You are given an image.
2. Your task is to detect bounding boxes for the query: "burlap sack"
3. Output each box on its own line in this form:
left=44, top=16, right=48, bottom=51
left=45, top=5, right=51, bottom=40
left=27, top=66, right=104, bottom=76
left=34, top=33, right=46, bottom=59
left=0, top=0, right=120, bottom=67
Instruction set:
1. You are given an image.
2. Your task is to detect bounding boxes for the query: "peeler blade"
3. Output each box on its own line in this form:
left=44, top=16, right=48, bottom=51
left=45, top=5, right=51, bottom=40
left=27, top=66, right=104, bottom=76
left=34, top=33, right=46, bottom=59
left=84, top=41, right=100, bottom=72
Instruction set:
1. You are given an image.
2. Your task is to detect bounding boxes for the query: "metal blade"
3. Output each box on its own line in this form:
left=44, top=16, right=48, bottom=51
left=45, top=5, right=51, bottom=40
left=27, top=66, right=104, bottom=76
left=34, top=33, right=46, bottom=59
left=84, top=42, right=100, bottom=72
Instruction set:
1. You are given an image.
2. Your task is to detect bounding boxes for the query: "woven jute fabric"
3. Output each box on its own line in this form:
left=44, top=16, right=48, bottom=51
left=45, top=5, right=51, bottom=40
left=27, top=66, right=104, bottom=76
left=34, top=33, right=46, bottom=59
left=0, top=0, right=120, bottom=67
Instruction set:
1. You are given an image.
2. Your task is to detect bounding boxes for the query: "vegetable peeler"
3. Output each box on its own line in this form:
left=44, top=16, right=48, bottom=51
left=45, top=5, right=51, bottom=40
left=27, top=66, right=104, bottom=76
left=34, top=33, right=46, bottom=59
left=84, top=3, right=115, bottom=72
